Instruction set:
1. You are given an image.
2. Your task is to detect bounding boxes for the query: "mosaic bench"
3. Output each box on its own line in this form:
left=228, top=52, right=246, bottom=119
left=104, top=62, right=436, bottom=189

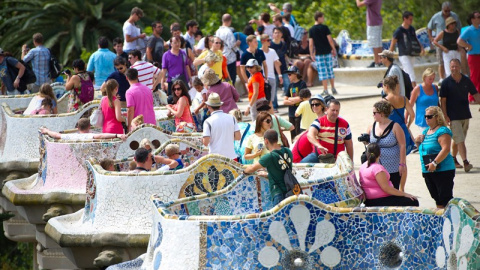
left=0, top=82, right=68, bottom=112
left=45, top=154, right=242, bottom=269
left=110, top=195, right=480, bottom=270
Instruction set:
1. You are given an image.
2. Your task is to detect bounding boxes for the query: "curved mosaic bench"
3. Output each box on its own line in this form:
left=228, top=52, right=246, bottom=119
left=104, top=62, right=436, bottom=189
left=45, top=154, right=242, bottom=269
left=109, top=195, right=480, bottom=270
left=0, top=100, right=100, bottom=173
left=0, top=82, right=68, bottom=112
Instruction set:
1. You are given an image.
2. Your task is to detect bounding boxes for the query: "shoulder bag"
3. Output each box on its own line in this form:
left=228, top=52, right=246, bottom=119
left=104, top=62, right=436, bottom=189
left=274, top=151, right=303, bottom=197
left=315, top=119, right=338, bottom=164
left=274, top=115, right=290, bottom=147
left=90, top=97, right=104, bottom=128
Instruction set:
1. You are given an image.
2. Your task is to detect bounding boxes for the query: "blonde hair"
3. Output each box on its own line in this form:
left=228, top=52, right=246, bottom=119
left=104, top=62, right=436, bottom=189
left=229, top=109, right=243, bottom=122
left=425, top=106, right=447, bottom=127
left=129, top=160, right=137, bottom=170
left=104, top=79, right=119, bottom=108
left=132, top=115, right=144, bottom=126
left=165, top=143, right=180, bottom=157
left=140, top=138, right=155, bottom=151
left=422, top=68, right=435, bottom=82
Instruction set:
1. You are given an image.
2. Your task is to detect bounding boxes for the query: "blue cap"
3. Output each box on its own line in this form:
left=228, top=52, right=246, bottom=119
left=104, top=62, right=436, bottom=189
left=309, top=94, right=325, bottom=105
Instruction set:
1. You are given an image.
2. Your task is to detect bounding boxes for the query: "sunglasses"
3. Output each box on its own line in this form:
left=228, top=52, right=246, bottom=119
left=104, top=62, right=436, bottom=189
left=425, top=114, right=436, bottom=119
left=173, top=87, right=182, bottom=91
left=263, top=39, right=271, bottom=42
left=311, top=103, right=323, bottom=107
left=264, top=119, right=272, bottom=124
left=214, top=41, right=222, bottom=44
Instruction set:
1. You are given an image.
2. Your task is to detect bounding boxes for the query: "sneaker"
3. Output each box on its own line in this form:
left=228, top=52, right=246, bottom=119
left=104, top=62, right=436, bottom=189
left=321, top=89, right=329, bottom=96
left=464, top=160, right=473, bottom=172
left=454, top=158, right=463, bottom=169
left=367, top=61, right=376, bottom=68
left=331, top=88, right=338, bottom=95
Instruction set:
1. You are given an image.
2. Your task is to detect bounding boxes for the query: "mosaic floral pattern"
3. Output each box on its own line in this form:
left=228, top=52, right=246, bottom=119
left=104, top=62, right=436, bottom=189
left=83, top=166, right=97, bottom=223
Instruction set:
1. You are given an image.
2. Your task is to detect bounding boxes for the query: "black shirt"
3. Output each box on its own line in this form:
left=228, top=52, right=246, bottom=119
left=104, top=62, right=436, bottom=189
left=309, top=24, right=332, bottom=55
left=270, top=40, right=288, bottom=74
left=240, top=49, right=266, bottom=78
left=440, top=75, right=477, bottom=120
left=393, top=25, right=417, bottom=56
left=285, top=80, right=307, bottom=117
left=147, top=36, right=165, bottom=66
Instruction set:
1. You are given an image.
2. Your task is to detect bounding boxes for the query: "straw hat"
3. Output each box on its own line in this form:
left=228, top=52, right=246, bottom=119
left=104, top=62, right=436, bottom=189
left=205, top=50, right=222, bottom=63
left=205, top=93, right=224, bottom=107
left=445, top=17, right=456, bottom=27
left=378, top=50, right=394, bottom=59
left=201, top=68, right=221, bottom=86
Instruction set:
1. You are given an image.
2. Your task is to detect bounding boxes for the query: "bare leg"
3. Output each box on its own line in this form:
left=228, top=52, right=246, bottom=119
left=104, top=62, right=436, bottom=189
left=307, top=66, right=317, bottom=87
left=457, top=142, right=467, bottom=162
left=452, top=142, right=458, bottom=158
left=460, top=49, right=470, bottom=76
left=303, top=59, right=312, bottom=86
left=322, top=80, right=328, bottom=91
left=294, top=60, right=304, bottom=76
left=438, top=64, right=446, bottom=81
left=373, top=47, right=382, bottom=64
left=330, top=78, right=335, bottom=90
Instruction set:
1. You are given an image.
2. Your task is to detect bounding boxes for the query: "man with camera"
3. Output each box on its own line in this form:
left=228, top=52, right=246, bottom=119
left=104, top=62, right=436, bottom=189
left=302, top=99, right=353, bottom=163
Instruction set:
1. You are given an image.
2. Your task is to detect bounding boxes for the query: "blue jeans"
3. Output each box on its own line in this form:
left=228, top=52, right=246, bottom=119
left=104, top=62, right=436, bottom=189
left=300, top=153, right=319, bottom=163
left=271, top=192, right=286, bottom=205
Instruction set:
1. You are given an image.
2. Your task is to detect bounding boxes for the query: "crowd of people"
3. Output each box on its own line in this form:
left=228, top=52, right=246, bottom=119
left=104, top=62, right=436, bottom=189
left=2, top=2, right=480, bottom=209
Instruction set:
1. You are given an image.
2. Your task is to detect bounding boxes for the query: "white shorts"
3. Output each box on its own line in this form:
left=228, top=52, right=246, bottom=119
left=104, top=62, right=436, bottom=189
left=367, top=25, right=382, bottom=48
left=399, top=55, right=416, bottom=82
left=442, top=50, right=461, bottom=77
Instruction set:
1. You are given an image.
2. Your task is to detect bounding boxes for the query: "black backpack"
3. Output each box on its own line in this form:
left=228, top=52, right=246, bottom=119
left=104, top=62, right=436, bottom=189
left=48, top=49, right=62, bottom=79
left=383, top=64, right=413, bottom=99
left=275, top=151, right=303, bottom=197
left=6, top=57, right=36, bottom=92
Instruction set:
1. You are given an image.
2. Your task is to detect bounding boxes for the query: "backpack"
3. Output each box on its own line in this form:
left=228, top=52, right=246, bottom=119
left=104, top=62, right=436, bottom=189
left=6, top=57, right=36, bottom=92
left=400, top=69, right=413, bottom=99
left=287, top=39, right=299, bottom=58
left=77, top=74, right=94, bottom=104
left=275, top=151, right=303, bottom=197
left=293, top=24, right=305, bottom=42
left=48, top=49, right=62, bottom=79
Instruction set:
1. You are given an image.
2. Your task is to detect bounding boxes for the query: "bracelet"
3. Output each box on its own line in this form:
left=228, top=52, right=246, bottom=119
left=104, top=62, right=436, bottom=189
left=399, top=163, right=406, bottom=167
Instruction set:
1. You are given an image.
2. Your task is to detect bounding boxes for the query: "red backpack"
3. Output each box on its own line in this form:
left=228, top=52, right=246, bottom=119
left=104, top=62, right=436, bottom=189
left=77, top=75, right=94, bottom=104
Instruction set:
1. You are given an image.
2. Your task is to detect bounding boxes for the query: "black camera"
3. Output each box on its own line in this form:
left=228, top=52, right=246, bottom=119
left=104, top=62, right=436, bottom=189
left=62, top=69, right=71, bottom=75
left=358, top=133, right=370, bottom=143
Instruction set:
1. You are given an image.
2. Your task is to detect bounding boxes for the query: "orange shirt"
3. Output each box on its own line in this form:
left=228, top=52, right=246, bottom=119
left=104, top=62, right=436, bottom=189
left=247, top=72, right=265, bottom=101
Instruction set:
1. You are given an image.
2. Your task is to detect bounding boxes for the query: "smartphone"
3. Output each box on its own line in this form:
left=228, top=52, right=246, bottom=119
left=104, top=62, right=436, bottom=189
left=258, top=143, right=264, bottom=150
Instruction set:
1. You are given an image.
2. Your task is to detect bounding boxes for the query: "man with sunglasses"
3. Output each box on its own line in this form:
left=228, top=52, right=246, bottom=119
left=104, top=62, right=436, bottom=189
left=104, top=56, right=130, bottom=108
left=440, top=58, right=480, bottom=172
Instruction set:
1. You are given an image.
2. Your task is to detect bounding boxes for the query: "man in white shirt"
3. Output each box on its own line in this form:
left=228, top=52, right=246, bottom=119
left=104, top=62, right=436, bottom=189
left=183, top=20, right=198, bottom=49
left=202, top=93, right=241, bottom=160
left=216, top=14, right=241, bottom=85
left=40, top=118, right=127, bottom=141
left=260, top=34, right=283, bottom=105
left=123, top=7, right=146, bottom=53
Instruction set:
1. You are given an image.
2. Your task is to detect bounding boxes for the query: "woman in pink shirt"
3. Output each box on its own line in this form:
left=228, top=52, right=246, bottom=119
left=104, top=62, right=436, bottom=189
left=359, top=143, right=418, bottom=207
left=166, top=80, right=195, bottom=132
left=101, top=79, right=126, bottom=134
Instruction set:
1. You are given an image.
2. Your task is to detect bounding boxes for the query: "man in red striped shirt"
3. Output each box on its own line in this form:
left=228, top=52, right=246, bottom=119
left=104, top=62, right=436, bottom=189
left=128, top=49, right=161, bottom=90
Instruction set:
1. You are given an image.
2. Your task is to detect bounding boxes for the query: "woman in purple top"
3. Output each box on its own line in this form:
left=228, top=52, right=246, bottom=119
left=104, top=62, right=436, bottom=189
left=160, top=36, right=191, bottom=99
left=201, top=68, right=239, bottom=113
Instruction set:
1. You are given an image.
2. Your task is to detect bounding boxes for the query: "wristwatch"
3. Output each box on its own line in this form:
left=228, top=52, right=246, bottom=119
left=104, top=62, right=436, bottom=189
left=432, top=160, right=438, bottom=167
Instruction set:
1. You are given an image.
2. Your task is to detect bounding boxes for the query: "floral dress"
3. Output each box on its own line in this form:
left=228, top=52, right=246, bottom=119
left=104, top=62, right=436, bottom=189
left=67, top=73, right=91, bottom=112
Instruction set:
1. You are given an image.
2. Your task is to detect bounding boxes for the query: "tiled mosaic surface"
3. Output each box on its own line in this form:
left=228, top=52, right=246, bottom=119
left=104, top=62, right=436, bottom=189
left=337, top=27, right=431, bottom=56
left=111, top=196, right=480, bottom=270
left=0, top=100, right=100, bottom=171
left=0, top=83, right=68, bottom=112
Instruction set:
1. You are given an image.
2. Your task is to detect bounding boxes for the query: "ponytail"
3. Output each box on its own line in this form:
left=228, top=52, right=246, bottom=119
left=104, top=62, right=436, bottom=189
left=104, top=79, right=119, bottom=108
left=366, top=143, right=381, bottom=168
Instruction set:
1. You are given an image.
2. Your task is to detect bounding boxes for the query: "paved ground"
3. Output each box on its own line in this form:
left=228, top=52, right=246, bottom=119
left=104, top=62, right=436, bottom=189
left=236, top=84, right=480, bottom=210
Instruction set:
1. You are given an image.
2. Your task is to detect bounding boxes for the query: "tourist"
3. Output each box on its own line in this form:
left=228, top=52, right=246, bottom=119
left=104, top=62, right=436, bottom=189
left=408, top=68, right=439, bottom=135
left=268, top=2, right=299, bottom=27
left=112, top=37, right=129, bottom=66
left=30, top=97, right=54, bottom=115
left=100, top=158, right=115, bottom=171
left=356, top=0, right=383, bottom=68
left=293, top=30, right=314, bottom=87
left=366, top=100, right=407, bottom=191
left=244, top=59, right=266, bottom=121
left=260, top=33, right=281, bottom=109
left=165, top=144, right=184, bottom=170
left=309, top=11, right=337, bottom=95
left=146, top=21, right=165, bottom=67
left=240, top=35, right=268, bottom=85
left=183, top=20, right=198, bottom=50
left=216, top=14, right=240, bottom=85
left=202, top=93, right=241, bottom=160
left=293, top=94, right=326, bottom=163
left=40, top=118, right=127, bottom=141
left=244, top=112, right=273, bottom=163
left=166, top=80, right=195, bottom=132
left=122, top=7, right=146, bottom=53
left=105, top=56, right=129, bottom=108
left=359, top=143, right=418, bottom=207
left=295, top=88, right=316, bottom=133
left=87, top=36, right=116, bottom=88
left=256, top=100, right=294, bottom=147
left=270, top=27, right=289, bottom=109
left=378, top=50, right=406, bottom=97
left=160, top=36, right=191, bottom=100
left=24, top=83, right=58, bottom=115
left=130, top=115, right=144, bottom=131
left=433, top=17, right=461, bottom=77
left=415, top=106, right=455, bottom=208
left=283, top=66, right=306, bottom=139
left=0, top=47, right=27, bottom=95
left=427, top=2, right=462, bottom=82
left=457, top=10, right=480, bottom=103
left=272, top=14, right=292, bottom=43
left=131, top=148, right=154, bottom=172
left=128, top=49, right=161, bottom=90
left=382, top=75, right=416, bottom=156
left=21, top=32, right=50, bottom=92
left=304, top=99, right=353, bottom=162
left=100, top=79, right=126, bottom=134
left=125, top=68, right=156, bottom=130
left=389, top=11, right=424, bottom=88
left=440, top=59, right=480, bottom=172
left=250, top=13, right=275, bottom=38
left=65, top=59, right=94, bottom=112
left=202, top=68, right=239, bottom=113
left=244, top=129, right=292, bottom=204
left=193, top=37, right=225, bottom=79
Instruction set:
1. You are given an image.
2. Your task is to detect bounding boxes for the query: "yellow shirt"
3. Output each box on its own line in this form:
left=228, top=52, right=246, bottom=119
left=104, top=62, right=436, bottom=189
left=295, top=100, right=318, bottom=130
left=245, top=133, right=270, bottom=163
left=197, top=50, right=223, bottom=79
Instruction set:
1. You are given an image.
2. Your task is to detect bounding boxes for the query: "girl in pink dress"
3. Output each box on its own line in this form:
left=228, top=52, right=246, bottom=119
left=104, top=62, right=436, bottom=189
left=101, top=79, right=126, bottom=134
left=166, top=80, right=195, bottom=132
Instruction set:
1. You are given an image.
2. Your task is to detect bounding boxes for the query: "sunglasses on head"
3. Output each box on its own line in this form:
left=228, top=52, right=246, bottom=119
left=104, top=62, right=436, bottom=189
left=425, top=114, right=436, bottom=119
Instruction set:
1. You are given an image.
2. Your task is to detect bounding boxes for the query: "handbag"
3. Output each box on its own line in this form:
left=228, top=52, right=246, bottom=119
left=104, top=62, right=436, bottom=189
left=274, top=115, right=290, bottom=147
left=275, top=151, right=303, bottom=197
left=422, top=154, right=437, bottom=166
left=315, top=119, right=339, bottom=164
left=264, top=81, right=272, bottom=101
left=90, top=98, right=104, bottom=128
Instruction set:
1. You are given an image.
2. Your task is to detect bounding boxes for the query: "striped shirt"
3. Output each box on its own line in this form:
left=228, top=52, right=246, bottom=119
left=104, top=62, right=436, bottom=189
left=23, top=45, right=50, bottom=85
left=131, top=61, right=160, bottom=89
left=310, top=115, right=352, bottom=157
